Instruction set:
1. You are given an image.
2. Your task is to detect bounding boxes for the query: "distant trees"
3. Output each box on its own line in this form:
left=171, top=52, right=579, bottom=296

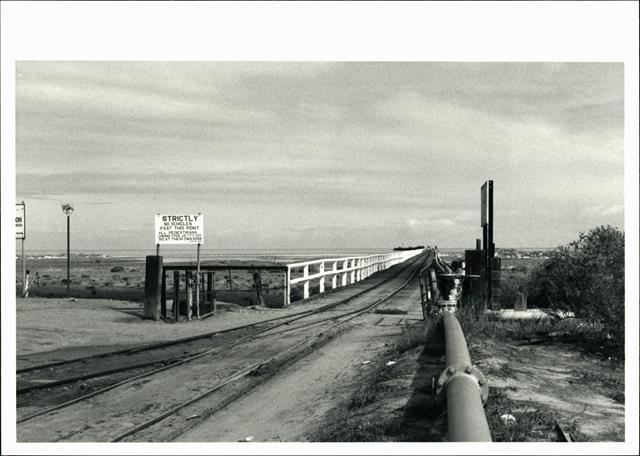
left=526, top=225, right=625, bottom=355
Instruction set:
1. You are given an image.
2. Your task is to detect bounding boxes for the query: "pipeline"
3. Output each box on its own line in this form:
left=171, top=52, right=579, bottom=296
left=428, top=251, right=491, bottom=441
left=437, top=312, right=491, bottom=441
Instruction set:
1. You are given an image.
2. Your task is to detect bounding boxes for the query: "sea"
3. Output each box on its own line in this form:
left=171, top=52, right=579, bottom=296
left=19, top=247, right=462, bottom=262
left=18, top=247, right=550, bottom=263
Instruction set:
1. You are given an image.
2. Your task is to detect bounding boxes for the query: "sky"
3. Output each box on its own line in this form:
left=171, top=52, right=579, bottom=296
left=15, top=62, right=624, bottom=251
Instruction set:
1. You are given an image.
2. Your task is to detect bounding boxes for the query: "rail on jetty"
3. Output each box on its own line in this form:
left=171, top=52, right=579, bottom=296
left=144, top=249, right=425, bottom=321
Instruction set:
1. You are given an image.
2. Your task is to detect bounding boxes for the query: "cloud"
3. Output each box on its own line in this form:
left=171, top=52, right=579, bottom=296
left=14, top=62, right=625, bottom=249
left=582, top=204, right=624, bottom=218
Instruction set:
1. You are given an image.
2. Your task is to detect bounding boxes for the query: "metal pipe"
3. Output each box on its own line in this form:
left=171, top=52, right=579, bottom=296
left=443, top=312, right=472, bottom=367
left=446, top=375, right=491, bottom=442
left=441, top=312, right=491, bottom=442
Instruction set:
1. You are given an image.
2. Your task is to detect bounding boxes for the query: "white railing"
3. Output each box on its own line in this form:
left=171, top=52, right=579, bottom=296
left=284, top=249, right=424, bottom=305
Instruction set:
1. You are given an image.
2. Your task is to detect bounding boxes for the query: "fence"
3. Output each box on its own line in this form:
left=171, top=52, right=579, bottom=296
left=144, top=249, right=425, bottom=321
left=159, top=264, right=287, bottom=322
left=284, top=249, right=424, bottom=305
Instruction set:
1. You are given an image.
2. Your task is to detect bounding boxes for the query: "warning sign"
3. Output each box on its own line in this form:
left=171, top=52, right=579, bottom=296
left=16, top=203, right=25, bottom=240
left=155, top=213, right=204, bottom=245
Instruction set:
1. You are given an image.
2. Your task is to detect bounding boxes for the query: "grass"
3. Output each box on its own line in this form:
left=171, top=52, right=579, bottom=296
left=318, top=320, right=446, bottom=442
left=349, top=362, right=400, bottom=410
left=325, top=319, right=439, bottom=416
left=392, top=318, right=441, bottom=354
left=454, top=303, right=624, bottom=363
left=485, top=387, right=589, bottom=442
left=318, top=313, right=613, bottom=442
left=569, top=368, right=625, bottom=404
left=318, top=350, right=442, bottom=442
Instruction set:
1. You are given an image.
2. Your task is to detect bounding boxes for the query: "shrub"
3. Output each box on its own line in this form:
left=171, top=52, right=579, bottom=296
left=110, top=266, right=125, bottom=273
left=526, top=225, right=624, bottom=356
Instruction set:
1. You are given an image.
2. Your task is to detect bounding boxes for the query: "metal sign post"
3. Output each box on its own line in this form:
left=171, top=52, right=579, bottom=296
left=16, top=202, right=26, bottom=296
left=480, top=181, right=494, bottom=307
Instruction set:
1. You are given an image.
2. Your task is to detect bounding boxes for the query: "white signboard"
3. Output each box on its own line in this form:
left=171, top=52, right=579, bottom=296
left=155, top=213, right=204, bottom=245
left=16, top=203, right=25, bottom=240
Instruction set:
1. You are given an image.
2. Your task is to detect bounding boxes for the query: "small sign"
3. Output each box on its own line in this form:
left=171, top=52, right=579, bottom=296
left=155, top=213, right=204, bottom=245
left=480, top=182, right=487, bottom=226
left=16, top=203, right=25, bottom=239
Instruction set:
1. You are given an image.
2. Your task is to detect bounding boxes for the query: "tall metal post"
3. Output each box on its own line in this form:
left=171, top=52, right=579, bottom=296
left=66, top=214, right=70, bottom=297
left=487, top=180, right=494, bottom=306
left=22, top=238, right=26, bottom=297
left=61, top=203, right=74, bottom=297
left=20, top=201, right=26, bottom=296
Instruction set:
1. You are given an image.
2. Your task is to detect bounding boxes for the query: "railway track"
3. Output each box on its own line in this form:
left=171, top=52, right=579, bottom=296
left=17, top=250, right=432, bottom=442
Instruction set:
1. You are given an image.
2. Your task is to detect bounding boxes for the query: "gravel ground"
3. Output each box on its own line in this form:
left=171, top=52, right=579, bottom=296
left=15, top=296, right=323, bottom=365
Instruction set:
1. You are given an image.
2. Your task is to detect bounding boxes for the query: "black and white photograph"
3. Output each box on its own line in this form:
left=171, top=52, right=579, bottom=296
left=1, top=2, right=638, bottom=455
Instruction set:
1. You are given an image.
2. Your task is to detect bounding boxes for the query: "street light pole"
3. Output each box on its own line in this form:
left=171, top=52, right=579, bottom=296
left=61, top=203, right=74, bottom=297
left=67, top=214, right=70, bottom=297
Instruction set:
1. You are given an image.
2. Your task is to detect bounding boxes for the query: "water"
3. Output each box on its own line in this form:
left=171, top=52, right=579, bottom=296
left=22, top=248, right=400, bottom=263
left=20, top=246, right=550, bottom=263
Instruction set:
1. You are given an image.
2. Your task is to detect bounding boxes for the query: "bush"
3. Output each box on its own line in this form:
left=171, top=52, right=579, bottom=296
left=110, top=266, right=125, bottom=273
left=526, top=225, right=624, bottom=356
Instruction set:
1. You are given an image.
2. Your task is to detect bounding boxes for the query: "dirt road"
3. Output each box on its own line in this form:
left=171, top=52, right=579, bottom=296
left=176, top=292, right=423, bottom=442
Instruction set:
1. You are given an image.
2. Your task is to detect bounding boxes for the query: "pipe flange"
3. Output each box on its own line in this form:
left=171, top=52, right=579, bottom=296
left=436, top=364, right=489, bottom=404
left=435, top=299, right=457, bottom=314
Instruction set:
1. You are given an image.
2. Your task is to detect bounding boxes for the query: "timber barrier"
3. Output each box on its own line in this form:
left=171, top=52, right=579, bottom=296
left=285, top=249, right=425, bottom=304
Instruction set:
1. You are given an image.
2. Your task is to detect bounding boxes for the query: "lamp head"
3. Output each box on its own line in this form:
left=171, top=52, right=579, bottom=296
left=61, top=203, right=74, bottom=216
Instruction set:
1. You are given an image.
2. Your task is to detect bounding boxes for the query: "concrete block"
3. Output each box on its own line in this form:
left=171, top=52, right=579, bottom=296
left=514, top=292, right=527, bottom=311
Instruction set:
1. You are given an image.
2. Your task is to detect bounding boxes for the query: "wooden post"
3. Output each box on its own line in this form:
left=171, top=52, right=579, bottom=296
left=332, top=261, right=337, bottom=289
left=253, top=270, right=265, bottom=307
left=207, top=271, right=214, bottom=314
left=173, top=270, right=180, bottom=322
left=303, top=265, right=309, bottom=299
left=23, top=269, right=30, bottom=298
left=143, top=255, right=163, bottom=321
left=350, top=259, right=356, bottom=284
left=283, top=267, right=291, bottom=307
left=342, top=260, right=348, bottom=286
left=156, top=244, right=160, bottom=256
left=195, top=244, right=201, bottom=319
left=186, top=270, right=193, bottom=321
left=319, top=262, right=325, bottom=294
left=161, top=270, right=167, bottom=319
